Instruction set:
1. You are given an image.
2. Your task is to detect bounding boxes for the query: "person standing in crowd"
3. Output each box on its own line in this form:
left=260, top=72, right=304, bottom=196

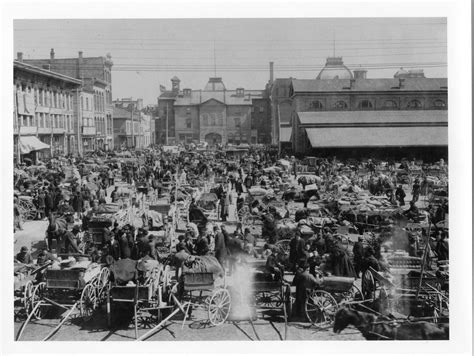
left=213, top=225, right=227, bottom=268
left=395, top=185, right=406, bottom=207
left=289, top=230, right=306, bottom=272
left=37, top=189, right=46, bottom=220
left=352, top=236, right=365, bottom=278
left=412, top=179, right=421, bottom=203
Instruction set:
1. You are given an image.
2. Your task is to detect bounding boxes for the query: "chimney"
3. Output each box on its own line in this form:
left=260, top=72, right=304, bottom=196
left=269, top=61, right=274, bottom=83
left=78, top=51, right=84, bottom=79
left=353, top=69, right=367, bottom=80
left=17, top=52, right=23, bottom=62
left=50, top=48, right=55, bottom=60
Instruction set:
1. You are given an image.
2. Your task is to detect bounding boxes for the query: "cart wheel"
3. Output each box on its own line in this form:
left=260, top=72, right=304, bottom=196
left=80, top=283, right=97, bottom=322
left=275, top=239, right=291, bottom=254
left=23, top=280, right=34, bottom=314
left=208, top=288, right=231, bottom=326
left=305, top=290, right=338, bottom=326
left=341, top=284, right=364, bottom=304
left=31, top=282, right=46, bottom=320
left=283, top=284, right=292, bottom=320
left=256, top=290, right=282, bottom=308
left=96, top=267, right=110, bottom=301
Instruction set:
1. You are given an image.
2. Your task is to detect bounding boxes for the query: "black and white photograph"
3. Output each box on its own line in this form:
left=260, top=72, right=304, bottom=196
left=2, top=0, right=472, bottom=355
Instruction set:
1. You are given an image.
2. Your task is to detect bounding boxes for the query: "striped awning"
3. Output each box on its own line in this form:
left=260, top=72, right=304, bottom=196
left=305, top=126, right=447, bottom=148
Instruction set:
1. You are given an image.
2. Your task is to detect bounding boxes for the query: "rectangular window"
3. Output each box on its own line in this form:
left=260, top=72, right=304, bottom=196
left=186, top=117, right=192, bottom=129
left=259, top=107, right=264, bottom=113
left=234, top=117, right=241, bottom=129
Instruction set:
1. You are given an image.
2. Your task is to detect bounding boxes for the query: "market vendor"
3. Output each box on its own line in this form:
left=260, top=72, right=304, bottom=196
left=291, top=257, right=323, bottom=320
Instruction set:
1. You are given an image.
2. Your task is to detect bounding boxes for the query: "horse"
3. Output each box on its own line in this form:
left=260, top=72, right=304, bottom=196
left=45, top=213, right=69, bottom=250
left=333, top=308, right=449, bottom=340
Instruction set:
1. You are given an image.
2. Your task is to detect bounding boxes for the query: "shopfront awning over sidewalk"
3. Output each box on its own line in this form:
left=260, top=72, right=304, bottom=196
left=19, top=136, right=50, bottom=154
left=305, top=126, right=447, bottom=148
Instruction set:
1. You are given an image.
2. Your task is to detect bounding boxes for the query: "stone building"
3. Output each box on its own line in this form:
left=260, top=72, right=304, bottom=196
left=13, top=59, right=81, bottom=162
left=271, top=56, right=448, bottom=159
left=23, top=49, right=114, bottom=151
left=157, top=77, right=269, bottom=145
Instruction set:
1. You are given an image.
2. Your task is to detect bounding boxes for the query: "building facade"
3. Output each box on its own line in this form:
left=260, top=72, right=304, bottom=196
left=270, top=56, right=448, bottom=159
left=23, top=49, right=114, bottom=152
left=158, top=77, right=269, bottom=145
left=13, top=60, right=82, bottom=162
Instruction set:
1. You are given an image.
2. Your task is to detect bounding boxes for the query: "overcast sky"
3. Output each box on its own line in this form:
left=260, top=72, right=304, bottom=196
left=14, top=18, right=446, bottom=105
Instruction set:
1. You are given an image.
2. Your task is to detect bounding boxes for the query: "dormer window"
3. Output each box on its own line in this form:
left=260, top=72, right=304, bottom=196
left=236, top=88, right=244, bottom=97
left=357, top=100, right=373, bottom=109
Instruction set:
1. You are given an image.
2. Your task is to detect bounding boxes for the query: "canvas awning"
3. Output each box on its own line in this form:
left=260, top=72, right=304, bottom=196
left=19, top=136, right=50, bottom=154
left=280, top=127, right=292, bottom=142
left=305, top=127, right=448, bottom=148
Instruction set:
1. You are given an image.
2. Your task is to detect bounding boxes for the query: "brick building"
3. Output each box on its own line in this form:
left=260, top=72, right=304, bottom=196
left=112, top=98, right=153, bottom=149
left=271, top=56, right=448, bottom=159
left=13, top=59, right=82, bottom=162
left=23, top=49, right=114, bottom=152
left=157, top=77, right=270, bottom=145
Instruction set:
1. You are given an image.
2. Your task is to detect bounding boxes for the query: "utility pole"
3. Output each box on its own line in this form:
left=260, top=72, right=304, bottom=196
left=76, top=88, right=82, bottom=157
left=131, top=106, right=134, bottom=149
left=15, top=87, right=21, bottom=164
left=166, top=101, right=169, bottom=145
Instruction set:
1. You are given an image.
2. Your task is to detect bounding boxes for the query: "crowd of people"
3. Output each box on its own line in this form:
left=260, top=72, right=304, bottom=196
left=14, top=145, right=449, bottom=321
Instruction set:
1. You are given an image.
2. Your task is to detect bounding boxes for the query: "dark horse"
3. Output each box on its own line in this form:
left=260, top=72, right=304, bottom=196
left=333, top=308, right=449, bottom=340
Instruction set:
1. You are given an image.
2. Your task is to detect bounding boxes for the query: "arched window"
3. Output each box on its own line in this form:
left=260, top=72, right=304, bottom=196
left=407, top=99, right=422, bottom=109
left=334, top=100, right=348, bottom=109
left=309, top=100, right=324, bottom=110
left=433, top=99, right=446, bottom=108
left=383, top=100, right=398, bottom=109
left=357, top=100, right=373, bottom=109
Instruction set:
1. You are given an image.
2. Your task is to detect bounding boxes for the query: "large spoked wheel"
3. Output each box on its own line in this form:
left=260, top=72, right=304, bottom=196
left=256, top=290, right=282, bottom=308
left=23, top=280, right=34, bottom=314
left=275, top=239, right=291, bottom=254
left=95, top=267, right=110, bottom=302
left=80, top=283, right=97, bottom=322
left=31, top=282, right=46, bottom=320
left=238, top=206, right=250, bottom=221
left=341, top=284, right=364, bottom=304
left=282, top=284, right=292, bottom=321
left=305, top=290, right=338, bottom=326
left=208, top=288, right=231, bottom=326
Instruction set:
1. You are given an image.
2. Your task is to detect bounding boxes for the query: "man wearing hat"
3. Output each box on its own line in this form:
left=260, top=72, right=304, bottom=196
left=289, top=230, right=306, bottom=272
left=291, top=257, right=322, bottom=320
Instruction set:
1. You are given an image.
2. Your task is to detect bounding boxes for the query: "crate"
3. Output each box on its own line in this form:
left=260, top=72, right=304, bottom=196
left=183, top=273, right=214, bottom=291
left=45, top=269, right=85, bottom=289
left=110, top=284, right=152, bottom=301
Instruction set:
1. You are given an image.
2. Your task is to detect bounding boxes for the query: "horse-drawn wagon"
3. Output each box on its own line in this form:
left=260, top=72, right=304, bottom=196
left=16, top=254, right=110, bottom=341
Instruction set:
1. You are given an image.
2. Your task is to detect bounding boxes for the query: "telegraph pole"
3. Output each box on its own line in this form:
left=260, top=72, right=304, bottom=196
left=166, top=101, right=169, bottom=145
left=131, top=106, right=134, bottom=149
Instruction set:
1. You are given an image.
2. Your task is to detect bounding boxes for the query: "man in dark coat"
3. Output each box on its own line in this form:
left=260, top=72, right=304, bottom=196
left=291, top=257, right=322, bottom=320
left=289, top=230, right=307, bottom=272
left=214, top=226, right=228, bottom=268
left=395, top=185, right=406, bottom=207
left=352, top=236, right=365, bottom=278
left=44, top=189, right=53, bottom=218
